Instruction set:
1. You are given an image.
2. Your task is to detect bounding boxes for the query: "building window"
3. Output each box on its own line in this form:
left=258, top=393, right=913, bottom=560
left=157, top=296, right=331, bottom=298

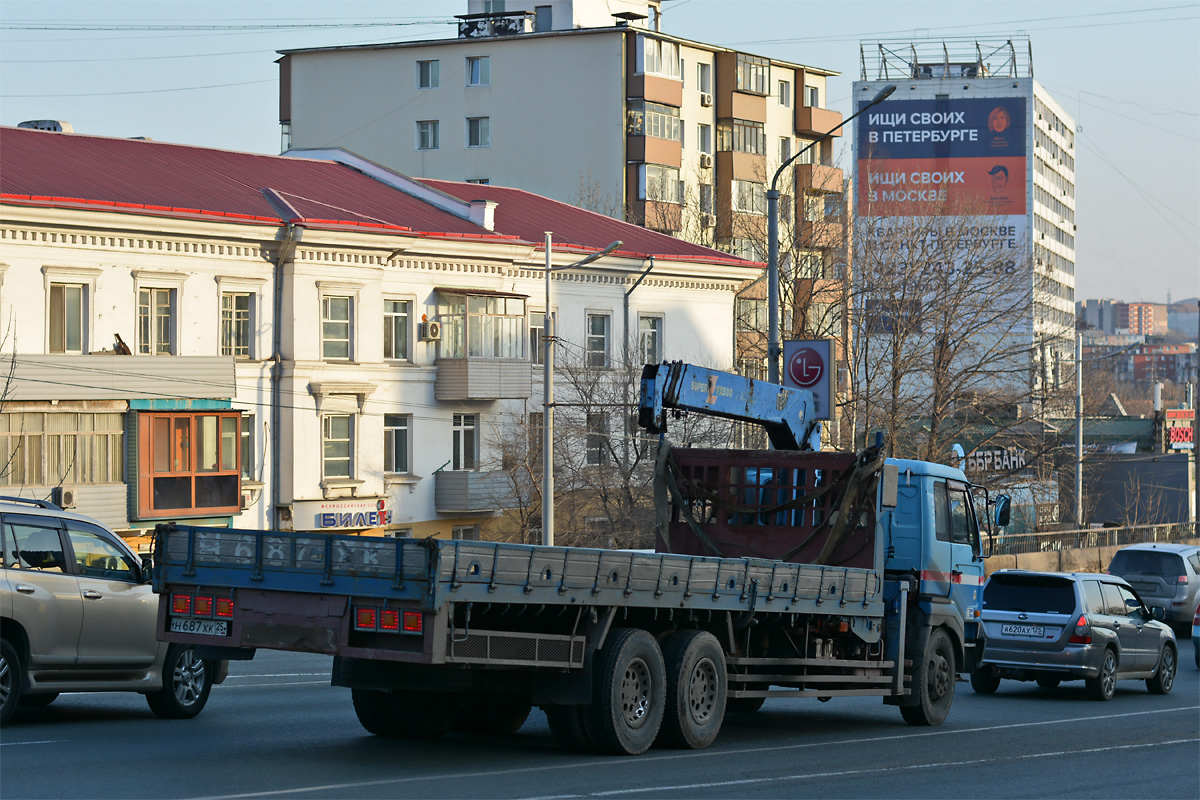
left=384, top=414, right=410, bottom=473
left=322, top=414, right=353, bottom=479
left=824, top=193, right=843, bottom=219
left=639, top=164, right=683, bottom=204
left=452, top=524, right=479, bottom=541
left=735, top=53, right=769, bottom=94
left=778, top=80, right=791, bottom=106
left=727, top=238, right=760, bottom=261
left=805, top=85, right=819, bottom=107
left=467, top=116, right=490, bottom=148
left=49, top=283, right=85, bottom=354
left=220, top=292, right=252, bottom=358
left=780, top=136, right=792, bottom=162
left=797, top=139, right=816, bottom=164
left=138, top=412, right=240, bottom=518
left=452, top=413, right=477, bottom=471
left=699, top=183, right=714, bottom=214
left=436, top=293, right=525, bottom=359
left=697, top=61, right=711, bottom=93
left=466, top=56, right=490, bottom=86
left=530, top=310, right=545, bottom=365
left=638, top=316, right=663, bottom=364
left=137, top=287, right=173, bottom=355
left=416, top=120, right=440, bottom=150
left=698, top=123, right=712, bottom=154
left=528, top=411, right=544, bottom=459
left=241, top=413, right=254, bottom=480
left=733, top=180, right=767, bottom=215
left=320, top=296, right=352, bottom=360
left=716, top=119, right=765, bottom=155
left=626, top=101, right=681, bottom=141
left=586, top=413, right=608, bottom=466
left=417, top=59, right=440, bottom=89
left=638, top=35, right=680, bottom=79
left=466, top=178, right=490, bottom=184
left=780, top=193, right=792, bottom=219
left=586, top=313, right=610, bottom=368
left=383, top=299, right=411, bottom=360
left=0, top=411, right=124, bottom=487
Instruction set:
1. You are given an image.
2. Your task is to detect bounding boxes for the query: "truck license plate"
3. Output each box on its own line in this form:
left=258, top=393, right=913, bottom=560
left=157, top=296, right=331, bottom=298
left=170, top=618, right=228, bottom=636
left=1001, top=623, right=1044, bottom=637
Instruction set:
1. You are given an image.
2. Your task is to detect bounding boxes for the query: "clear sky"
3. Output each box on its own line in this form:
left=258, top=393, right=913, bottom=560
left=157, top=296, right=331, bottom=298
left=2, top=0, right=1196, bottom=304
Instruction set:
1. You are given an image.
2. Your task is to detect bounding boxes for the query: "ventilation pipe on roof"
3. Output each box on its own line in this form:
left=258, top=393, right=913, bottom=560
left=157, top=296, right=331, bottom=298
left=469, top=199, right=497, bottom=232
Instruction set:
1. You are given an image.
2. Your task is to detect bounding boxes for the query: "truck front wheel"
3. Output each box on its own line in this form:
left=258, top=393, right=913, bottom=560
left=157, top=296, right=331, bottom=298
left=587, top=627, right=666, bottom=755
left=657, top=630, right=726, bottom=750
left=901, top=628, right=956, bottom=726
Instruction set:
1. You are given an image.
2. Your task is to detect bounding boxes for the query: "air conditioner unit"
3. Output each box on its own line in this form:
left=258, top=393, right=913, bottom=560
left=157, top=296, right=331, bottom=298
left=419, top=321, right=442, bottom=341
left=699, top=153, right=713, bottom=169
left=700, top=213, right=716, bottom=227
left=52, top=486, right=77, bottom=509
left=700, top=92, right=713, bottom=107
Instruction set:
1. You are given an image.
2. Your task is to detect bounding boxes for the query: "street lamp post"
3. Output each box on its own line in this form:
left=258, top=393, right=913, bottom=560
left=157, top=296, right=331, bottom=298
left=541, top=236, right=623, bottom=547
left=765, top=83, right=896, bottom=384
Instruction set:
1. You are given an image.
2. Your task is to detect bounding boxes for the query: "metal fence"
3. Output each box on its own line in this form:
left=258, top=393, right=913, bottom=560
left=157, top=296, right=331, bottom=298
left=991, top=523, right=1198, bottom=556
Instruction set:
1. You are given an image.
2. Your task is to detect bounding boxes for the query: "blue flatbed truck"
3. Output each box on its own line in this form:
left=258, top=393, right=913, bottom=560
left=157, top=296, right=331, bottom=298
left=153, top=363, right=998, bottom=755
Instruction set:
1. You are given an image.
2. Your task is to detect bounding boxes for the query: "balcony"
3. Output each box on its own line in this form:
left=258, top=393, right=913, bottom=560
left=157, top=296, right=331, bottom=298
left=435, top=358, right=533, bottom=401
left=795, top=106, right=844, bottom=138
left=435, top=470, right=526, bottom=514
left=795, top=164, right=844, bottom=193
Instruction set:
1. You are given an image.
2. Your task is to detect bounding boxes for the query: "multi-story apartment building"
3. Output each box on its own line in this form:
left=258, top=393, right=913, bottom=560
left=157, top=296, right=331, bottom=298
left=0, top=126, right=759, bottom=542
left=854, top=38, right=1076, bottom=402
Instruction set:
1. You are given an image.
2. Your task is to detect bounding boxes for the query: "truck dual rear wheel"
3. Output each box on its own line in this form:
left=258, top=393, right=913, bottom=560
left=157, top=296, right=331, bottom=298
left=352, top=688, right=455, bottom=738
left=545, top=703, right=595, bottom=752
left=657, top=630, right=726, bottom=750
left=901, top=628, right=955, bottom=726
left=588, top=627, right=666, bottom=755
left=456, top=692, right=532, bottom=735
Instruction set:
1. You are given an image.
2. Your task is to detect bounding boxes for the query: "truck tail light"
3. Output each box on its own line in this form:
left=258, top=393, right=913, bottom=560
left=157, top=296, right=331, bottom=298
left=379, top=610, right=400, bottom=631
left=193, top=595, right=213, bottom=617
left=1069, top=614, right=1092, bottom=644
left=171, top=593, right=191, bottom=615
left=403, top=611, right=423, bottom=633
left=355, top=607, right=377, bottom=631
left=215, top=597, right=234, bottom=618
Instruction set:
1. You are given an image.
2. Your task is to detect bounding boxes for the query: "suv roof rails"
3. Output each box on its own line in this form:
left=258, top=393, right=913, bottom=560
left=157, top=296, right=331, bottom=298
left=0, top=495, right=63, bottom=511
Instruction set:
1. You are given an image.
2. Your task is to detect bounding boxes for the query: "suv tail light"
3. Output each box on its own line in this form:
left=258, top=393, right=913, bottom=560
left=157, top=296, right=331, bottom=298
left=1193, top=606, right=1200, bottom=626
left=1069, top=614, right=1092, bottom=644
left=1177, top=575, right=1189, bottom=584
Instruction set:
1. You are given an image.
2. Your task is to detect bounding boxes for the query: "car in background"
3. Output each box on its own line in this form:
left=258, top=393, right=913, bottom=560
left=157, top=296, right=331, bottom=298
left=1106, top=543, right=1200, bottom=631
left=971, top=570, right=1177, bottom=700
left=1192, top=603, right=1199, bottom=668
left=0, top=497, right=227, bottom=725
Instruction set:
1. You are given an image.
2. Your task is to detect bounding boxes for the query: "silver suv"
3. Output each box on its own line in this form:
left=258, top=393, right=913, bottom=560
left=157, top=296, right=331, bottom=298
left=1106, top=543, right=1200, bottom=630
left=971, top=570, right=1177, bottom=700
left=0, top=497, right=227, bottom=725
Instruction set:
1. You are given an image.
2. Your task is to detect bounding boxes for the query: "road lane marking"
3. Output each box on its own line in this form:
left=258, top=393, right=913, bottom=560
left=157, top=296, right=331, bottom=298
left=221, top=680, right=329, bottom=689
left=224, top=673, right=329, bottom=679
left=0, top=740, right=65, bottom=747
left=182, top=705, right=1200, bottom=800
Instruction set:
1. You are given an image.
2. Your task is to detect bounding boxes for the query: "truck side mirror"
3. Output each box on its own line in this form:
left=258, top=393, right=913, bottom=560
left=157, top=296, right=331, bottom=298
left=139, top=555, right=155, bottom=584
left=994, top=495, right=1011, bottom=528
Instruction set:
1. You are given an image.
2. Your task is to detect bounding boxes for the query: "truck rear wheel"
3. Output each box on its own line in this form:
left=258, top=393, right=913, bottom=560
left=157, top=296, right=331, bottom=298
left=657, top=630, right=726, bottom=750
left=352, top=688, right=454, bottom=739
left=587, top=627, right=666, bottom=755
left=544, top=704, right=595, bottom=752
left=900, top=628, right=955, bottom=726
left=352, top=689, right=401, bottom=736
left=456, top=693, right=531, bottom=735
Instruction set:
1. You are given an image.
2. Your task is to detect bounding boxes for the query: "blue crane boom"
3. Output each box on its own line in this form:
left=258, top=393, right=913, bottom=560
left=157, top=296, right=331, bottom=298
left=637, top=361, right=821, bottom=451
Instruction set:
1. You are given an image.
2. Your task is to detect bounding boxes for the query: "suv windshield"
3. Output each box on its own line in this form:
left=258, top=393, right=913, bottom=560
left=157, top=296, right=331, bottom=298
left=983, top=575, right=1076, bottom=613
left=1109, top=550, right=1184, bottom=579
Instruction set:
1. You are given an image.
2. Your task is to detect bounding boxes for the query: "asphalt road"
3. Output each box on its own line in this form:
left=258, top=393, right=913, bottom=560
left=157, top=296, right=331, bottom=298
left=2, top=647, right=1197, bottom=800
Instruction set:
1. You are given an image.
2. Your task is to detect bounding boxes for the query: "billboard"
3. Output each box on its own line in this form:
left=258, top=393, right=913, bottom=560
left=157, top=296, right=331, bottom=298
left=782, top=339, right=835, bottom=421
left=856, top=97, right=1027, bottom=221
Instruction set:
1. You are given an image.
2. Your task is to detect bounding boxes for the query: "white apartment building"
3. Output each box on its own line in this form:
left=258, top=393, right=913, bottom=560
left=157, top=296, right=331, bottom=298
left=0, top=126, right=758, bottom=541
left=278, top=0, right=845, bottom=269
left=854, top=38, right=1077, bottom=398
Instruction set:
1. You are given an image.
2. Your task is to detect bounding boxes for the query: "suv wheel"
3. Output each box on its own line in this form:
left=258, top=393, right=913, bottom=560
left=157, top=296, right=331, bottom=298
left=1086, top=648, right=1117, bottom=701
left=1146, top=645, right=1176, bottom=695
left=147, top=645, right=213, bottom=719
left=1, top=639, right=23, bottom=725
left=970, top=667, right=1000, bottom=694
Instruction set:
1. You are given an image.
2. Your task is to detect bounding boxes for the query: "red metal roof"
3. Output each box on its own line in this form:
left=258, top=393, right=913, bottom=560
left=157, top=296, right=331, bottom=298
left=0, top=126, right=759, bottom=266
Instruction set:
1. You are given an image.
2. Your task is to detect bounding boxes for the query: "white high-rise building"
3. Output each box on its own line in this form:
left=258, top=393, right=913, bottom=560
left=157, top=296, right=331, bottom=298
left=853, top=38, right=1076, bottom=398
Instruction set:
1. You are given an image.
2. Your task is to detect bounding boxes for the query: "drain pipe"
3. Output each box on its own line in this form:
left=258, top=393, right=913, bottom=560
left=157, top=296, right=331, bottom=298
left=270, top=221, right=303, bottom=529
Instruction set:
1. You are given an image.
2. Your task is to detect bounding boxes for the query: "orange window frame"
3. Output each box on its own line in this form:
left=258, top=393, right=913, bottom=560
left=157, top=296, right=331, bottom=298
left=137, top=412, right=242, bottom=518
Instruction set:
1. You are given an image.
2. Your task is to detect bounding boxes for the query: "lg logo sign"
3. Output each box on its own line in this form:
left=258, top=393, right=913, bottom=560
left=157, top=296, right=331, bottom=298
left=782, top=339, right=834, bottom=421
left=787, top=347, right=825, bottom=388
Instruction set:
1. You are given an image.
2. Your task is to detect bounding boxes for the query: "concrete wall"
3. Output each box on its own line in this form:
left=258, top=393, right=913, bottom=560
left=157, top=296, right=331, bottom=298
left=985, top=537, right=1200, bottom=576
